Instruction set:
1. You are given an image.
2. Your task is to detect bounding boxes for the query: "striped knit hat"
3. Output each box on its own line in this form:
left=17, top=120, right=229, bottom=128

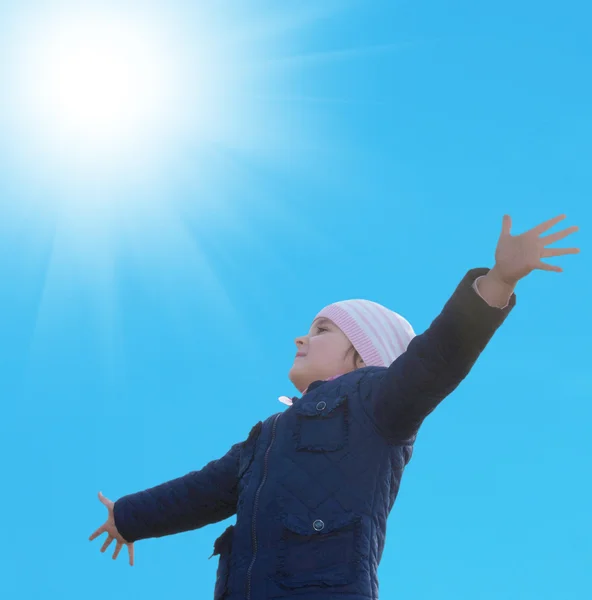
left=315, top=299, right=416, bottom=368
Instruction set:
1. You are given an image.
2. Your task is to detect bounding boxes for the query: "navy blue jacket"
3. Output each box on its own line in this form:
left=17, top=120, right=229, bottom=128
left=113, top=268, right=516, bottom=599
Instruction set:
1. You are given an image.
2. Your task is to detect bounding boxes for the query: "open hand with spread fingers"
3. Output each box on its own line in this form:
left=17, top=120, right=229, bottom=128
left=89, top=492, right=135, bottom=566
left=490, top=214, right=580, bottom=286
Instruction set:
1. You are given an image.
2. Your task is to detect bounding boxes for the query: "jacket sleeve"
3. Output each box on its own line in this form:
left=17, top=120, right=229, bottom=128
left=113, top=439, right=243, bottom=543
left=369, top=267, right=516, bottom=444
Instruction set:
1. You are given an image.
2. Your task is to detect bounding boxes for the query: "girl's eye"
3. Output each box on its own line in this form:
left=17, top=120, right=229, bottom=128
left=316, top=326, right=328, bottom=333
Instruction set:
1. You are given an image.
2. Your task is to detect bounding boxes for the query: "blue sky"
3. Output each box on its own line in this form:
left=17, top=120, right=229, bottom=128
left=0, top=1, right=590, bottom=598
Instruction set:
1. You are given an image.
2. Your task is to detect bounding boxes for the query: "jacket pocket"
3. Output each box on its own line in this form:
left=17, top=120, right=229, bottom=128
left=293, top=395, right=348, bottom=452
left=211, top=525, right=235, bottom=600
left=239, top=421, right=262, bottom=479
left=274, top=511, right=361, bottom=589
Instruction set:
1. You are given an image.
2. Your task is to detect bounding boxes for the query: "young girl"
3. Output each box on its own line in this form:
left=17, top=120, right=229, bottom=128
left=90, top=214, right=579, bottom=599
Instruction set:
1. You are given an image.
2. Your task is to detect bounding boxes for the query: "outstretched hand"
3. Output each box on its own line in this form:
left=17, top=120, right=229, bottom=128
left=491, top=214, right=580, bottom=285
left=89, top=492, right=135, bottom=566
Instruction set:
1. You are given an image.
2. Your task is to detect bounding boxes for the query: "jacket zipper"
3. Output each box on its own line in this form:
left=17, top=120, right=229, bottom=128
left=245, top=413, right=280, bottom=600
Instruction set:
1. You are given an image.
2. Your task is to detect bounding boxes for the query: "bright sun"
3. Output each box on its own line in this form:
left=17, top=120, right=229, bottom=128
left=1, top=3, right=251, bottom=201
left=5, top=7, right=191, bottom=178
left=29, top=16, right=175, bottom=145
left=0, top=2, right=332, bottom=236
left=0, top=1, right=343, bottom=335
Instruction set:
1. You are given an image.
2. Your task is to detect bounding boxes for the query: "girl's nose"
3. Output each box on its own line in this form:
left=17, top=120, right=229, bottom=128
left=294, top=335, right=307, bottom=347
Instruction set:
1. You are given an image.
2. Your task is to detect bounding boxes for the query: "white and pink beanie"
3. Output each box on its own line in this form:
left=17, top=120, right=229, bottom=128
left=315, top=299, right=416, bottom=368
left=280, top=300, right=416, bottom=405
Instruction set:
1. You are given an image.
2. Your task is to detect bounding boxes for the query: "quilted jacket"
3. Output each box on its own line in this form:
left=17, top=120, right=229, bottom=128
left=113, top=267, right=516, bottom=599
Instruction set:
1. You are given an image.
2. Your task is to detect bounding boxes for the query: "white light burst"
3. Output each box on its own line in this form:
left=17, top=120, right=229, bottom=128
left=0, top=1, right=355, bottom=361
left=0, top=1, right=281, bottom=222
left=0, top=1, right=343, bottom=298
left=6, top=7, right=185, bottom=177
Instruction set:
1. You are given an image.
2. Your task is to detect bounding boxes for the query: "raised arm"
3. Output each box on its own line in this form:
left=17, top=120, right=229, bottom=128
left=369, top=267, right=515, bottom=444
left=369, top=213, right=579, bottom=444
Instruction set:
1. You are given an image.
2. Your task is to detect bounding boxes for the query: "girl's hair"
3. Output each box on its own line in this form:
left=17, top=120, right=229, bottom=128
left=344, top=344, right=363, bottom=369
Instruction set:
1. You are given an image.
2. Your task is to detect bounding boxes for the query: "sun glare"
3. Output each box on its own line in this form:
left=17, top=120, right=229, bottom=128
left=30, top=19, right=170, bottom=145
left=4, top=7, right=192, bottom=182
left=5, top=4, right=243, bottom=202
left=0, top=1, right=340, bottom=239
left=0, top=1, right=347, bottom=347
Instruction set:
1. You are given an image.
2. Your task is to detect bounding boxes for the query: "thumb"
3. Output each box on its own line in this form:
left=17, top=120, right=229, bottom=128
left=98, top=491, right=112, bottom=509
left=501, top=214, right=512, bottom=236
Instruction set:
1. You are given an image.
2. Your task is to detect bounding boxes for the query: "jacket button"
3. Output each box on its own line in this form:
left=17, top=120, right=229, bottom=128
left=313, top=519, right=324, bottom=531
left=316, top=401, right=326, bottom=411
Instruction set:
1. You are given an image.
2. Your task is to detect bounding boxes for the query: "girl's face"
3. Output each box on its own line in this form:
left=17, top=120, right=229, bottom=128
left=288, top=317, right=365, bottom=393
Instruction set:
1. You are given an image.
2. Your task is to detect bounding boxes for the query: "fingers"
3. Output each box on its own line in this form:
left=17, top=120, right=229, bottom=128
left=530, top=214, right=566, bottom=235
left=100, top=535, right=114, bottom=553
left=91, top=529, right=131, bottom=564
left=89, top=525, right=105, bottom=541
left=98, top=491, right=113, bottom=509
left=542, top=247, right=580, bottom=258
left=112, top=541, right=123, bottom=560
left=537, top=261, right=563, bottom=273
left=537, top=240, right=580, bottom=270
left=501, top=214, right=512, bottom=236
left=540, top=225, right=579, bottom=246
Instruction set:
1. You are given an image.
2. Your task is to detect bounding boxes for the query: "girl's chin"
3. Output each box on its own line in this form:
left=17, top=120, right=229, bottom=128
left=288, top=366, right=311, bottom=389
